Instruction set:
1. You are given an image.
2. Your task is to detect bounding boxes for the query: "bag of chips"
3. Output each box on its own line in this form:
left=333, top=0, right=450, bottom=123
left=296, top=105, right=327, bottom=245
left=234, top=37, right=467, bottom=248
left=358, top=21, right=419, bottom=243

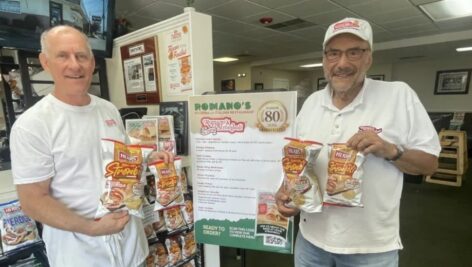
left=181, top=194, right=194, bottom=226
left=163, top=206, right=186, bottom=232
left=166, top=236, right=183, bottom=265
left=181, top=231, right=196, bottom=259
left=96, top=139, right=153, bottom=218
left=149, top=158, right=184, bottom=210
left=0, top=200, right=41, bottom=254
left=324, top=143, right=366, bottom=207
left=154, top=242, right=169, bottom=267
left=282, top=138, right=323, bottom=213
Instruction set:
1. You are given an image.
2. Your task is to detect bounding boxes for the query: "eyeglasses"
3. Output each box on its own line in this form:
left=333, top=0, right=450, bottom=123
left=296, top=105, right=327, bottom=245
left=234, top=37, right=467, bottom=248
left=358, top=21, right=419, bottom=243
left=324, top=48, right=369, bottom=62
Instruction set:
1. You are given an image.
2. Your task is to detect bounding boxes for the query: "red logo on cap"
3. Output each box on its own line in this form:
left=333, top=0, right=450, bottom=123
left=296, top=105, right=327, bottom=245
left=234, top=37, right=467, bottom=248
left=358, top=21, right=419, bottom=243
left=333, top=20, right=360, bottom=31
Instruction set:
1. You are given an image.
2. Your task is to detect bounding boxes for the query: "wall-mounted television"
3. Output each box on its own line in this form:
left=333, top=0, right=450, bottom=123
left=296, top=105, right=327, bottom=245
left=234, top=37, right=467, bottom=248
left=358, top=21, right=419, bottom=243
left=0, top=0, right=115, bottom=58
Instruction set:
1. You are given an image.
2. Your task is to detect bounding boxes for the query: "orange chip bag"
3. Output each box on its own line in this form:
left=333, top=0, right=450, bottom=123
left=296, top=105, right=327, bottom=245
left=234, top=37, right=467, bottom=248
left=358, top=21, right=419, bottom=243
left=282, top=138, right=323, bottom=213
left=324, top=143, right=366, bottom=207
left=96, top=139, right=153, bottom=218
left=149, top=158, right=184, bottom=210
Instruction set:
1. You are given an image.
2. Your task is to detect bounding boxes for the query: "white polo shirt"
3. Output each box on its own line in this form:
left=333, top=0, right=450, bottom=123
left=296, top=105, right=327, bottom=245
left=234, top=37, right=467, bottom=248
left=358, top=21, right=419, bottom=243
left=296, top=78, right=440, bottom=254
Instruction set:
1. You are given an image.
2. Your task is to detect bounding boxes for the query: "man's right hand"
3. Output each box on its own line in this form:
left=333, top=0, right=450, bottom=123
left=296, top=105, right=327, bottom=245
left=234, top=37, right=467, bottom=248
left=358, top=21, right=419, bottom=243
left=275, top=185, right=300, bottom=217
left=88, top=211, right=130, bottom=236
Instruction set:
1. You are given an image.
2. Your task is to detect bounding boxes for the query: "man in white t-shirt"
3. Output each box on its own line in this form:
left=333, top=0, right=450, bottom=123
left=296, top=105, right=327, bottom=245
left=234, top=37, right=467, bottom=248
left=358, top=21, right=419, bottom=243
left=276, top=18, right=441, bottom=267
left=9, top=25, right=172, bottom=267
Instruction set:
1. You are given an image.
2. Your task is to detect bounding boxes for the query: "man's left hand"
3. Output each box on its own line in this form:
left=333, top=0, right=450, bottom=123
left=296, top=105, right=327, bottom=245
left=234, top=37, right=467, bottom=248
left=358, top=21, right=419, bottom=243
left=347, top=131, right=396, bottom=159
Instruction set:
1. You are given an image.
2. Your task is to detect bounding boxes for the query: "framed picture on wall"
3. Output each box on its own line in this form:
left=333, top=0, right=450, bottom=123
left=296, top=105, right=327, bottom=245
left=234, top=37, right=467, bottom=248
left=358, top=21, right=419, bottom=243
left=221, top=79, right=235, bottom=91
left=434, top=69, right=471, bottom=95
left=254, top=83, right=264, bottom=90
left=317, top=77, right=328, bottom=90
left=368, top=74, right=385, bottom=81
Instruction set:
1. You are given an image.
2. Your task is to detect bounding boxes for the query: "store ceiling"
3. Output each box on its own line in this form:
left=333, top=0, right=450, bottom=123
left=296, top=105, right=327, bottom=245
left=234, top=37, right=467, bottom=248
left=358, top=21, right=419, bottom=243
left=116, top=0, right=472, bottom=70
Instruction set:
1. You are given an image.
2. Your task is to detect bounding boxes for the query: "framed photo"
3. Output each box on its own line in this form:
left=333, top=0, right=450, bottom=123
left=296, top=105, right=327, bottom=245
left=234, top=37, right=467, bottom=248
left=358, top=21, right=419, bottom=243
left=434, top=69, right=471, bottom=95
left=368, top=74, right=385, bottom=81
left=221, top=79, right=235, bottom=91
left=159, top=101, right=188, bottom=155
left=317, top=77, right=328, bottom=90
left=254, top=83, right=264, bottom=90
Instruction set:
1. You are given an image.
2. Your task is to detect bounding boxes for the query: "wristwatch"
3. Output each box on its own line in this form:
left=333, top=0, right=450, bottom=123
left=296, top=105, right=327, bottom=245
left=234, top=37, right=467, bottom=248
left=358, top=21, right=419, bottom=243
left=387, top=145, right=404, bottom=162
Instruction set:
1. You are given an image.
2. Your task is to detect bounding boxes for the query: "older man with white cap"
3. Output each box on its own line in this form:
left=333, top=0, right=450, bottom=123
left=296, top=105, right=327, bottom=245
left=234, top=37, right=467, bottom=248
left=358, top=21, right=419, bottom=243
left=276, top=17, right=440, bottom=267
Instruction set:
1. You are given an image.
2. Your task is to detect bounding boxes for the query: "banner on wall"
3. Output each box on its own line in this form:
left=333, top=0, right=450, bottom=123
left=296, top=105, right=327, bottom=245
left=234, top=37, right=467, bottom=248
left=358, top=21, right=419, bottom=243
left=190, top=91, right=297, bottom=254
left=163, top=23, right=192, bottom=96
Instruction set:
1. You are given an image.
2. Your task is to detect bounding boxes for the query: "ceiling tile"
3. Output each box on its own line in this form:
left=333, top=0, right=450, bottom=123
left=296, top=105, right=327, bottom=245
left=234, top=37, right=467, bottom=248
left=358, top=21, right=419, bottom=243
left=381, top=16, right=434, bottom=31
left=348, top=0, right=414, bottom=16
left=303, top=9, right=359, bottom=27
left=136, top=2, right=183, bottom=22
left=330, top=0, right=377, bottom=7
left=204, top=0, right=270, bottom=20
left=115, top=0, right=472, bottom=70
left=212, top=19, right=256, bottom=34
left=158, top=0, right=231, bottom=11
left=241, top=27, right=279, bottom=39
left=242, top=9, right=295, bottom=26
left=115, top=0, right=157, bottom=17
left=247, top=0, right=307, bottom=9
left=365, top=7, right=424, bottom=23
left=278, top=0, right=340, bottom=19
left=289, top=26, right=326, bottom=41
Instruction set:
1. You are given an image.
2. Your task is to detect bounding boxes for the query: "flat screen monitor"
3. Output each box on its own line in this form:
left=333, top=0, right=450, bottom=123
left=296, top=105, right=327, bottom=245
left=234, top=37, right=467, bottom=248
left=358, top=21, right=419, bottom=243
left=0, top=0, right=115, bottom=58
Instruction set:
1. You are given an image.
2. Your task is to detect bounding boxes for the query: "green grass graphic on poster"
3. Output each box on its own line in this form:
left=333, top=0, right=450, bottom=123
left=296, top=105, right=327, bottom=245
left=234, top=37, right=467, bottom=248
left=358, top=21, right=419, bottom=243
left=195, top=218, right=293, bottom=254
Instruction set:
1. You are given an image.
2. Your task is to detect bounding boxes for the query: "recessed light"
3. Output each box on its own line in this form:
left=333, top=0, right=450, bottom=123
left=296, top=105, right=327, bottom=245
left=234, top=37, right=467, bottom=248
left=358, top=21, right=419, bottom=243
left=213, top=57, right=239, bottom=62
left=300, top=63, right=323, bottom=68
left=419, top=0, right=472, bottom=21
left=456, top=46, right=472, bottom=52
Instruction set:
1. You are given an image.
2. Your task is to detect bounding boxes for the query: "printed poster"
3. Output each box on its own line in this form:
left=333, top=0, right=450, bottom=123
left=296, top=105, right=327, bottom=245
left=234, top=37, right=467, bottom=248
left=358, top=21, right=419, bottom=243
left=164, top=24, right=192, bottom=95
left=190, top=91, right=297, bottom=254
left=123, top=57, right=144, bottom=93
left=143, top=53, right=157, bottom=92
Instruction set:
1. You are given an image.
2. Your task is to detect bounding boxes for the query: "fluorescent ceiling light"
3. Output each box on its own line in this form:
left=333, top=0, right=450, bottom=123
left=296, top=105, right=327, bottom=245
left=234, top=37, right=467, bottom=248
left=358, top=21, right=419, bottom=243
left=456, top=46, right=472, bottom=52
left=213, top=57, right=239, bottom=62
left=300, top=63, right=323, bottom=68
left=419, top=0, right=472, bottom=21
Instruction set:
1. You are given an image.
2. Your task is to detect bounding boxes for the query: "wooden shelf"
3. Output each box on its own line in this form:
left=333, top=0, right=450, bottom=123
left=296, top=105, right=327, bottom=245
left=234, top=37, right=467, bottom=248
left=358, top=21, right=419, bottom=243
left=425, top=130, right=468, bottom=187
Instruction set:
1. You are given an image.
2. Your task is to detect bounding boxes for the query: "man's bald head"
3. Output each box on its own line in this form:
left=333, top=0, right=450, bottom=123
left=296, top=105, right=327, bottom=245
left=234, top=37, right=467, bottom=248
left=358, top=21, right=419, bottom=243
left=40, top=25, right=93, bottom=57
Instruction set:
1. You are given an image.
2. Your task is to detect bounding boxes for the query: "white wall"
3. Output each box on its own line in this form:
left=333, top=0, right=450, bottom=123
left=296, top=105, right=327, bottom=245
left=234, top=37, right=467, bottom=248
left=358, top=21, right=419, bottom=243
left=213, top=62, right=252, bottom=91
left=391, top=54, right=472, bottom=112
left=242, top=53, right=472, bottom=113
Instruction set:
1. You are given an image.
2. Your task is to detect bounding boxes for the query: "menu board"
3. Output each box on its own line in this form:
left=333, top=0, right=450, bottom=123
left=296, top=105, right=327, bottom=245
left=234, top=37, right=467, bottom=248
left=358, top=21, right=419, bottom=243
left=163, top=24, right=192, bottom=95
left=189, top=92, right=297, bottom=254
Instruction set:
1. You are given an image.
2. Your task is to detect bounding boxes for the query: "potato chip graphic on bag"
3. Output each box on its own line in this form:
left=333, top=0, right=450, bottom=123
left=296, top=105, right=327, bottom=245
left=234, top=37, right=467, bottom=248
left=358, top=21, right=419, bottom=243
left=324, top=143, right=365, bottom=207
left=282, top=137, right=323, bottom=213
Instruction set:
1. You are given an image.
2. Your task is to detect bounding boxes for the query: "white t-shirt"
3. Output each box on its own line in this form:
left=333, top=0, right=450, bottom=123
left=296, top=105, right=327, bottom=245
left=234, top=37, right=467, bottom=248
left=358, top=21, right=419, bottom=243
left=296, top=78, right=441, bottom=254
left=10, top=94, right=148, bottom=267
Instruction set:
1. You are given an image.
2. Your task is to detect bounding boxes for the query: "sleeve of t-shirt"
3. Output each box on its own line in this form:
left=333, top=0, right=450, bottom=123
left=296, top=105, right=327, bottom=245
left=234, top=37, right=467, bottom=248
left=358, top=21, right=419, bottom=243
left=10, top=125, right=55, bottom=184
left=405, top=88, right=441, bottom=157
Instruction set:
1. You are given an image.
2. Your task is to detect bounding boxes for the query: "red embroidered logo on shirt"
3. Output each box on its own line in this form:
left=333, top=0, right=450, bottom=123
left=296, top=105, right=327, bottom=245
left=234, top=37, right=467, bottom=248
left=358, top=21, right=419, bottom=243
left=105, top=119, right=117, bottom=126
left=358, top=125, right=382, bottom=133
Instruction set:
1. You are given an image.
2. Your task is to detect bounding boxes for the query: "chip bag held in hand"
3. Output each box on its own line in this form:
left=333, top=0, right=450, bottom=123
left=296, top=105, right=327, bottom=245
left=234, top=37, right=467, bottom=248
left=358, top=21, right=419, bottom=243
left=282, top=138, right=323, bottom=213
left=0, top=200, right=42, bottom=254
left=324, top=143, right=366, bottom=207
left=96, top=139, right=153, bottom=218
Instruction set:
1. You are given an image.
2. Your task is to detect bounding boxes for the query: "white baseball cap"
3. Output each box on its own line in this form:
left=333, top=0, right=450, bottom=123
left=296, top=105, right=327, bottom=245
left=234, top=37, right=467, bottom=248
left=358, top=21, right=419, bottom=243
left=323, top=17, right=373, bottom=50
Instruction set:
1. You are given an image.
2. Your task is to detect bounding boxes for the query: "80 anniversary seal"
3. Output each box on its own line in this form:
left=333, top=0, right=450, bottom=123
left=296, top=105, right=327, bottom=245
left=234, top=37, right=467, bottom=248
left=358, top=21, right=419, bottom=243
left=256, top=100, right=289, bottom=132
